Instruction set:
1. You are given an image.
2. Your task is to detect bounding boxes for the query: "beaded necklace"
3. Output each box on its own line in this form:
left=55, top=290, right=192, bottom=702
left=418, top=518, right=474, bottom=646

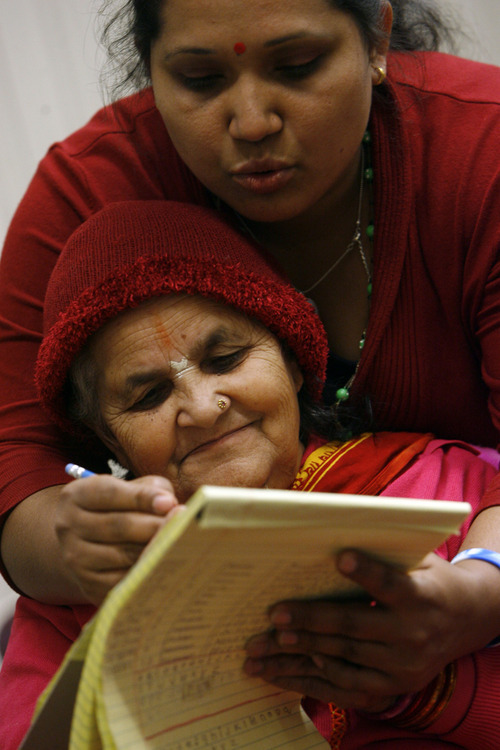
left=334, top=129, right=374, bottom=409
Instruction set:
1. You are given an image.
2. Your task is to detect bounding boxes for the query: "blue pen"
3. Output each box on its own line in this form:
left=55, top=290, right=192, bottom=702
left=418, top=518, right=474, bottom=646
left=65, top=463, right=96, bottom=480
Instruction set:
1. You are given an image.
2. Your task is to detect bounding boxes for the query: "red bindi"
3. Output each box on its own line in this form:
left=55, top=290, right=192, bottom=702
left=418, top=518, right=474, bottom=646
left=233, top=42, right=246, bottom=56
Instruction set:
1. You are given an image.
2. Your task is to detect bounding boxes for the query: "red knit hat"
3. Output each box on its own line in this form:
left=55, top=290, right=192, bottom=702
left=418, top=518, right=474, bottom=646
left=36, top=201, right=328, bottom=431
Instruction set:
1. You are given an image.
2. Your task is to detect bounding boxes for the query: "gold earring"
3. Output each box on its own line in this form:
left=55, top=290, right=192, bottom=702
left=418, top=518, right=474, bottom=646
left=373, top=66, right=387, bottom=85
left=217, top=399, right=227, bottom=410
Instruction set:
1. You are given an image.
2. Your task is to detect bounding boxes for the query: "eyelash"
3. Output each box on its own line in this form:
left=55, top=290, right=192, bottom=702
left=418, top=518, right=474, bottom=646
left=128, top=349, right=248, bottom=411
left=129, top=383, right=172, bottom=412
left=277, top=55, right=324, bottom=79
left=203, top=348, right=248, bottom=374
left=180, top=73, right=223, bottom=92
left=179, top=55, right=323, bottom=92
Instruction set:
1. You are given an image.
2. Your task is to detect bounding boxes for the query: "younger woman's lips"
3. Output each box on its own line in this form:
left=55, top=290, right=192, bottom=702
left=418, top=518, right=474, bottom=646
left=230, top=159, right=296, bottom=195
left=231, top=167, right=295, bottom=195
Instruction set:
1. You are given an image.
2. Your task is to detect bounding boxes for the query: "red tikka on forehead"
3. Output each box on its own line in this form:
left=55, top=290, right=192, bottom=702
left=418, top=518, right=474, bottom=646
left=233, top=42, right=246, bottom=55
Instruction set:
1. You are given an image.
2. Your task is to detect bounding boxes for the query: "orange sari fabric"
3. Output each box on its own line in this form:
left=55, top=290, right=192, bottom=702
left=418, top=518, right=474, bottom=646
left=293, top=432, right=434, bottom=496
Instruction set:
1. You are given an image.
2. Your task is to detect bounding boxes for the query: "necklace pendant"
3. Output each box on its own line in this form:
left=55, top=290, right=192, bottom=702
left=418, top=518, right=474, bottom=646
left=336, top=387, right=350, bottom=402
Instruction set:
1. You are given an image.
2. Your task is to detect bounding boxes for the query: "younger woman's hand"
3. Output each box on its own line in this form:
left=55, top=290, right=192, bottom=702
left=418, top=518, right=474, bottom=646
left=244, top=550, right=500, bottom=710
left=56, top=474, right=179, bottom=606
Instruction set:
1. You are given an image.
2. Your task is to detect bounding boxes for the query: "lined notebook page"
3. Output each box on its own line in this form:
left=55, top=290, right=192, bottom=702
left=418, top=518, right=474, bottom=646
left=67, top=487, right=468, bottom=749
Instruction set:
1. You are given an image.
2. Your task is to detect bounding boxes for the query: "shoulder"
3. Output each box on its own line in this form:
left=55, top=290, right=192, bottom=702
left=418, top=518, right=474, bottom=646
left=51, top=88, right=167, bottom=158
left=387, top=50, right=500, bottom=106
left=384, top=438, right=497, bottom=509
left=34, top=88, right=205, bottom=207
left=374, top=52, right=499, bottom=238
left=383, top=51, right=500, bottom=151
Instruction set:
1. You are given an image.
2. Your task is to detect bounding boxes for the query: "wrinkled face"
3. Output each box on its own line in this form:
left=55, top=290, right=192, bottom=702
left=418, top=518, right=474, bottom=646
left=89, top=295, right=304, bottom=501
left=150, top=0, right=388, bottom=224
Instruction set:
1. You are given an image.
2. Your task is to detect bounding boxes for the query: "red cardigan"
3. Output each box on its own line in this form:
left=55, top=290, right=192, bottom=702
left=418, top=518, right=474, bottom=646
left=0, top=51, right=499, bottom=521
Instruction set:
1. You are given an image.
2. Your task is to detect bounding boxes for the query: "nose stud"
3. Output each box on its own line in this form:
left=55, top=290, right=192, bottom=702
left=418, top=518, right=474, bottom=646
left=234, top=42, right=246, bottom=56
left=217, top=398, right=227, bottom=410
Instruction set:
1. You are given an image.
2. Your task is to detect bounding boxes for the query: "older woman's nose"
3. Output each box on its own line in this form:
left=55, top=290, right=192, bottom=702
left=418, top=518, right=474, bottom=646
left=176, top=386, right=230, bottom=428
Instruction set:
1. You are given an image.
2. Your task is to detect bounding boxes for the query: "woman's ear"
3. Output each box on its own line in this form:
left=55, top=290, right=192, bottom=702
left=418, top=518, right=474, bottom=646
left=94, top=427, right=133, bottom=475
left=290, top=359, right=304, bottom=394
left=370, top=1, right=393, bottom=85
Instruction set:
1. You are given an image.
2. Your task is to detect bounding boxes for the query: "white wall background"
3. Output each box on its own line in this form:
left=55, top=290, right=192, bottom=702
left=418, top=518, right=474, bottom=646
left=0, top=0, right=499, bottom=637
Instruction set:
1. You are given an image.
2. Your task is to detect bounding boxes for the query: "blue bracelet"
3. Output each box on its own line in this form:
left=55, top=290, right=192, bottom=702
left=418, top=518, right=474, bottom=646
left=450, top=548, right=500, bottom=570
left=451, top=548, right=500, bottom=647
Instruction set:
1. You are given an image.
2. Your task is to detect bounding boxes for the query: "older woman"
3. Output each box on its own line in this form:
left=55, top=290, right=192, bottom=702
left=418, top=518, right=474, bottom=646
left=1, top=201, right=499, bottom=749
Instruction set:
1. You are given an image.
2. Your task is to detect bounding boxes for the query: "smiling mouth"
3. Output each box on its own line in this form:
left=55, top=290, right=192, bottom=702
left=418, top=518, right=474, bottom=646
left=180, top=424, right=254, bottom=464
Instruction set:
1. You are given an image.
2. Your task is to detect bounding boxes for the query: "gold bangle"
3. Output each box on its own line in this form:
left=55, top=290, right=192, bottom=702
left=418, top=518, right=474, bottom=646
left=411, top=662, right=457, bottom=731
left=393, top=670, right=445, bottom=729
left=392, top=662, right=457, bottom=731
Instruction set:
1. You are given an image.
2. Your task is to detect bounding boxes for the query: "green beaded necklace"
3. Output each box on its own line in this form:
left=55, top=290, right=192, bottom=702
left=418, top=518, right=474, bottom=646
left=334, top=129, right=374, bottom=407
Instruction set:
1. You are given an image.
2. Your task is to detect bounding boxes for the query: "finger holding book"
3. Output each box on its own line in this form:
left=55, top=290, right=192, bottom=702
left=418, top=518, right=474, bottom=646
left=244, top=544, right=500, bottom=720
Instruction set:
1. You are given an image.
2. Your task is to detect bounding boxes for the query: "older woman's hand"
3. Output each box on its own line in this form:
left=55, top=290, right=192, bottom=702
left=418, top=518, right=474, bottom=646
left=55, top=474, right=179, bottom=606
left=243, top=550, right=500, bottom=711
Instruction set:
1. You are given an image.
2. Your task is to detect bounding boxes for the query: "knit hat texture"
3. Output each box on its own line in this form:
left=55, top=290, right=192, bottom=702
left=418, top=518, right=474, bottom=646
left=36, top=201, right=328, bottom=431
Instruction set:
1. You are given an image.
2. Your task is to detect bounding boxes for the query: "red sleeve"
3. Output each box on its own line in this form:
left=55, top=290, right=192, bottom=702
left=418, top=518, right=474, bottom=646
left=0, top=598, right=95, bottom=750
left=338, top=650, right=500, bottom=749
left=0, top=144, right=99, bottom=515
left=473, top=198, right=500, bottom=511
left=0, top=90, right=206, bottom=524
left=426, top=649, right=500, bottom=749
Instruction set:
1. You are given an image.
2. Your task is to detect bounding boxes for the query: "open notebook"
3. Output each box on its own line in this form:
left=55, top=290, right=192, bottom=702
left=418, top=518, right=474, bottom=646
left=21, top=485, right=470, bottom=750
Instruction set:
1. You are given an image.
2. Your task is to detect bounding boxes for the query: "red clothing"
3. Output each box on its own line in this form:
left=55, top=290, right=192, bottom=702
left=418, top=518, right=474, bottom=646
left=0, top=434, right=498, bottom=750
left=0, top=52, right=499, bottom=516
left=307, top=439, right=500, bottom=749
left=0, top=601, right=93, bottom=749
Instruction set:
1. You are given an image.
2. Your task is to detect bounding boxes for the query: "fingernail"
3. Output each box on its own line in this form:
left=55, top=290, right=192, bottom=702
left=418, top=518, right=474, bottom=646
left=270, top=607, right=292, bottom=626
left=338, top=550, right=358, bottom=574
left=152, top=493, right=176, bottom=513
left=312, top=654, right=325, bottom=670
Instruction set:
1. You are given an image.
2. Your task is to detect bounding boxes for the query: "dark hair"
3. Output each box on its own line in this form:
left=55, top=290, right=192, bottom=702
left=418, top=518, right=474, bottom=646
left=99, top=0, right=460, bottom=98
left=333, top=0, right=459, bottom=53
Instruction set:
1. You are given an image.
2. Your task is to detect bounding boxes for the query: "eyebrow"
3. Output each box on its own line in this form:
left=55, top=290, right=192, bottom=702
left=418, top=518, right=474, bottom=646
left=120, top=327, right=237, bottom=393
left=163, top=47, right=216, bottom=61
left=264, top=32, right=313, bottom=48
left=163, top=31, right=320, bottom=60
left=190, top=327, right=234, bottom=359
